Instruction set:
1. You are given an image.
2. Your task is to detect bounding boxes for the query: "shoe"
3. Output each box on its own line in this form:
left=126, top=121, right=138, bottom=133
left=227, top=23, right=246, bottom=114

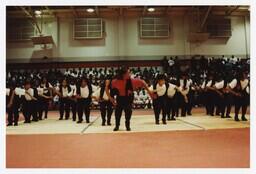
left=59, top=117, right=63, bottom=120
left=14, top=123, right=18, bottom=126
left=167, top=117, right=171, bottom=121
left=65, top=117, right=69, bottom=120
left=171, top=118, right=176, bottom=121
left=86, top=121, right=90, bottom=123
left=126, top=127, right=131, bottom=131
left=162, top=120, right=167, bottom=124
left=155, top=121, right=159, bottom=125
left=72, top=119, right=76, bottom=122
left=235, top=117, right=240, bottom=121
left=221, top=115, right=225, bottom=118
left=39, top=118, right=43, bottom=120
left=44, top=116, right=48, bottom=119
left=241, top=117, right=248, bottom=121
left=113, top=127, right=119, bottom=131
left=107, top=122, right=111, bottom=126
left=7, top=123, right=12, bottom=126
left=77, top=120, right=82, bottom=124
left=187, top=113, right=192, bottom=116
left=102, top=122, right=106, bottom=126
left=226, top=115, right=232, bottom=118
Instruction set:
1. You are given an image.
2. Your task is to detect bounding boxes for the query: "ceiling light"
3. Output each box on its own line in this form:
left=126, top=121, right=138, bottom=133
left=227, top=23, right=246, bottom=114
left=87, top=8, right=95, bottom=13
left=34, top=10, right=42, bottom=15
left=147, top=7, right=155, bottom=12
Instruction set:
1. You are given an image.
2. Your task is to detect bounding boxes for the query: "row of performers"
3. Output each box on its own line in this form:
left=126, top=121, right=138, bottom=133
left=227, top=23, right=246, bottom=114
left=6, top=70, right=249, bottom=131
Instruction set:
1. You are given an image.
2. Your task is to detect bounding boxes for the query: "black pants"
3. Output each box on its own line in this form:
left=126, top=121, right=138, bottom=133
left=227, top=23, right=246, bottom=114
left=205, top=90, right=216, bottom=115
left=176, top=92, right=188, bottom=117
left=38, top=97, right=49, bottom=119
left=187, top=90, right=194, bottom=115
left=7, top=103, right=20, bottom=125
left=153, top=96, right=167, bottom=122
left=234, top=93, right=248, bottom=119
left=217, top=93, right=232, bottom=117
left=100, top=100, right=113, bottom=124
left=59, top=98, right=70, bottom=119
left=70, top=99, right=77, bottom=121
left=77, top=98, right=91, bottom=122
left=23, top=100, right=38, bottom=122
left=115, top=96, right=133, bottom=129
left=166, top=95, right=177, bottom=119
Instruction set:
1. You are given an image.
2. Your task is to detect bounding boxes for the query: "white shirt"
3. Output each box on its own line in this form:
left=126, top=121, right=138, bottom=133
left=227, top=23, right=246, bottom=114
left=167, top=83, right=176, bottom=98
left=246, top=86, right=249, bottom=94
left=37, top=87, right=44, bottom=95
left=201, top=81, right=206, bottom=89
left=206, top=80, right=213, bottom=87
left=156, top=84, right=167, bottom=97
left=70, top=84, right=77, bottom=96
left=229, top=79, right=249, bottom=90
left=79, top=86, right=90, bottom=98
left=25, top=88, right=34, bottom=101
left=56, top=86, right=72, bottom=97
left=179, top=79, right=192, bottom=94
left=6, top=88, right=10, bottom=96
left=93, top=88, right=110, bottom=101
left=15, top=87, right=25, bottom=96
left=214, top=80, right=224, bottom=89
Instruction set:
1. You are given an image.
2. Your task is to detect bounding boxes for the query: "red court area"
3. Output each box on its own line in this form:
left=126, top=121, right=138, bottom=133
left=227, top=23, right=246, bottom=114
left=6, top=128, right=249, bottom=168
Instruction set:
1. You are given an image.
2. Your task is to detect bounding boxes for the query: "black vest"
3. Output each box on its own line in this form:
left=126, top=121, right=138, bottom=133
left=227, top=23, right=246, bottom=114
left=153, top=83, right=169, bottom=96
left=76, top=84, right=92, bottom=98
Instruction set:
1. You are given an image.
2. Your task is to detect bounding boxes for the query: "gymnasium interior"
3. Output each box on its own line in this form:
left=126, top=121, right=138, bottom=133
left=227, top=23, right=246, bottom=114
left=6, top=5, right=250, bottom=168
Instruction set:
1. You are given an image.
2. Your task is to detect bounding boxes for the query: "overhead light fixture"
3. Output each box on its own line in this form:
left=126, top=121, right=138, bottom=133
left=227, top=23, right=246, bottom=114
left=147, top=7, right=155, bottom=12
left=34, top=10, right=42, bottom=15
left=87, top=8, right=95, bottom=13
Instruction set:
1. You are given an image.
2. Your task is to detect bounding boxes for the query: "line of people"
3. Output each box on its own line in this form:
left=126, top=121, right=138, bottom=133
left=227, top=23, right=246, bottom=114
left=6, top=66, right=249, bottom=131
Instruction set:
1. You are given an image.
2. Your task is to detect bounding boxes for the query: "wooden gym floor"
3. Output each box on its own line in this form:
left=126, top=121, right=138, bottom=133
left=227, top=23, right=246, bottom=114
left=6, top=108, right=250, bottom=168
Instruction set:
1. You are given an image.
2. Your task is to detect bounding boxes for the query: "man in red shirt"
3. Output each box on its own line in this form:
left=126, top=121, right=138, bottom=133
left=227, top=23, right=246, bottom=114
left=106, top=66, right=153, bottom=131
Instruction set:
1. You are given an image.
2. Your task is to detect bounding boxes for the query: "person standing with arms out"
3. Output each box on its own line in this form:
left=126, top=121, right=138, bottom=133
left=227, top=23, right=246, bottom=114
left=76, top=77, right=93, bottom=124
left=105, top=66, right=153, bottom=131
left=55, top=78, right=72, bottom=120
left=92, top=77, right=114, bottom=126
left=150, top=74, right=168, bottom=125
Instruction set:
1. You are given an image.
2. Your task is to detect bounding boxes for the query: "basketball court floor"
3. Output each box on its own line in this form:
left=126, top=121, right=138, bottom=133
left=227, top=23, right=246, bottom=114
left=6, top=108, right=250, bottom=168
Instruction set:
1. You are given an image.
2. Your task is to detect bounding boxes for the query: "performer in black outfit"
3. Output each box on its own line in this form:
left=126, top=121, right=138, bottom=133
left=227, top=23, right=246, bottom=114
left=6, top=81, right=21, bottom=126
left=23, top=80, right=39, bottom=123
left=76, top=77, right=93, bottom=123
left=55, top=78, right=72, bottom=120
left=93, top=79, right=114, bottom=126
left=105, top=66, right=153, bottom=131
left=38, top=77, right=52, bottom=120
left=151, top=74, right=168, bottom=124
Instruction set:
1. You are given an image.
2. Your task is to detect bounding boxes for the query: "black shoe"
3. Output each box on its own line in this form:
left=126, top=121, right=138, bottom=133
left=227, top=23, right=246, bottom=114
left=171, top=117, right=176, bottom=121
left=44, top=116, right=47, bottom=119
left=102, top=122, right=106, bottom=126
left=107, top=122, right=111, bottom=126
left=226, top=115, right=232, bottom=118
left=39, top=117, right=43, bottom=120
left=241, top=117, right=248, bottom=121
left=167, top=117, right=171, bottom=121
left=126, top=127, right=131, bottom=131
left=32, top=119, right=38, bottom=122
left=77, top=120, right=82, bottom=124
left=155, top=121, right=159, bottom=125
left=65, top=117, right=69, bottom=120
left=221, top=115, right=225, bottom=118
left=24, top=121, right=30, bottom=123
left=113, top=127, right=119, bottom=131
left=162, top=121, right=167, bottom=124
left=59, top=117, right=63, bottom=120
left=7, top=123, right=12, bottom=126
left=181, top=115, right=186, bottom=117
left=72, top=119, right=76, bottom=122
left=235, top=117, right=240, bottom=121
left=14, top=123, right=18, bottom=126
left=187, top=113, right=192, bottom=116
left=86, top=120, right=90, bottom=123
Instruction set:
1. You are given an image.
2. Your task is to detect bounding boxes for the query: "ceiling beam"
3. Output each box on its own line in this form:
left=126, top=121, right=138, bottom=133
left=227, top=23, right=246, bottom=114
left=200, top=6, right=212, bottom=30
left=226, top=6, right=240, bottom=15
left=70, top=6, right=77, bottom=17
left=95, top=6, right=99, bottom=16
left=19, top=6, right=42, bottom=34
left=142, top=6, right=147, bottom=16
